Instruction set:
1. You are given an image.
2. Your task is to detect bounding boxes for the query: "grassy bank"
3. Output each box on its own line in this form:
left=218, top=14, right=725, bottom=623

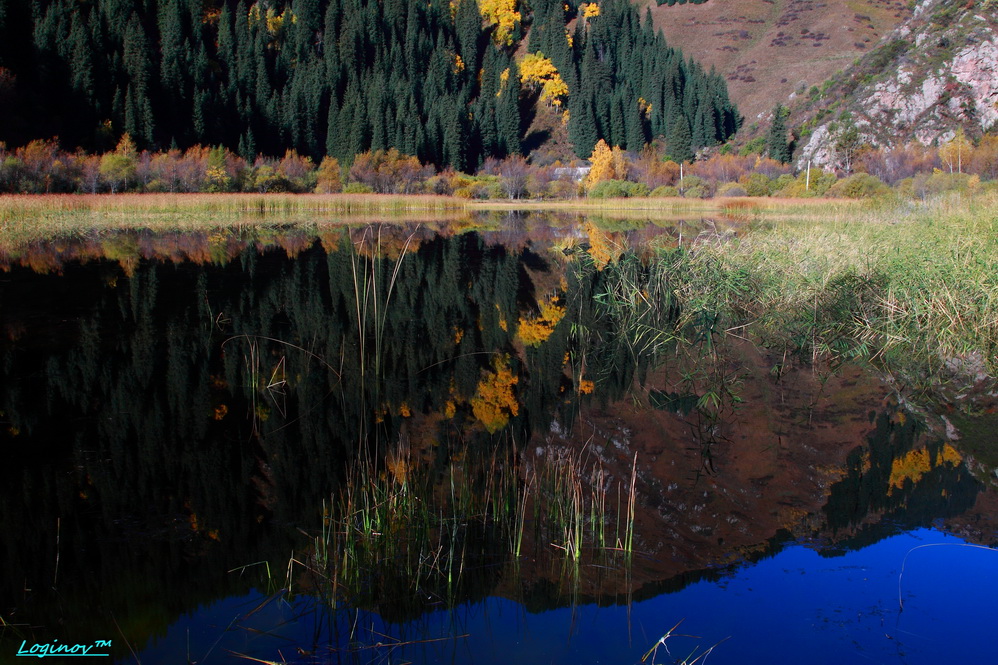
left=0, top=191, right=864, bottom=241
left=0, top=193, right=481, bottom=249
left=3, top=189, right=995, bottom=400
left=0, top=192, right=469, bottom=225
left=636, top=190, right=998, bottom=406
left=0, top=191, right=857, bottom=219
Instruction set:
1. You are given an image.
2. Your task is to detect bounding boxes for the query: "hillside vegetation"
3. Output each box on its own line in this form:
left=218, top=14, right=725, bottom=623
left=0, top=0, right=738, bottom=171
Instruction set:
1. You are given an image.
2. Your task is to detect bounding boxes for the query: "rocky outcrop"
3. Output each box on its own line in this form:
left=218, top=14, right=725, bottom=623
left=796, top=0, right=998, bottom=169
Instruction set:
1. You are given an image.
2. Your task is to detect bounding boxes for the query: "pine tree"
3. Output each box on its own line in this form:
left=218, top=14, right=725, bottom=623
left=496, top=59, right=521, bottom=156
left=0, top=0, right=738, bottom=172
left=625, top=93, right=646, bottom=151
left=767, top=104, right=790, bottom=163
left=668, top=113, right=693, bottom=163
left=455, top=0, right=481, bottom=75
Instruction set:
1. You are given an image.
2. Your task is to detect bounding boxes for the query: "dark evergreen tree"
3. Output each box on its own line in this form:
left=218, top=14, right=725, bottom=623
left=767, top=104, right=791, bottom=163
left=625, top=94, right=646, bottom=151
left=0, top=0, right=738, bottom=171
left=455, top=0, right=480, bottom=76
left=496, top=58, right=521, bottom=156
left=668, top=113, right=693, bottom=163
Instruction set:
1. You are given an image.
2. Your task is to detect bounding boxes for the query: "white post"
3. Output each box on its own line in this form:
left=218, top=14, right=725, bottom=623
left=805, top=159, right=811, bottom=191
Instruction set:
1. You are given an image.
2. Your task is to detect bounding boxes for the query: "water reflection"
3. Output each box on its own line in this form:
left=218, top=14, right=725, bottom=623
left=0, top=217, right=993, bottom=663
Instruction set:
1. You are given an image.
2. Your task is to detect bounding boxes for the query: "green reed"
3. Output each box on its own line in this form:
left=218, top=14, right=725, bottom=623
left=719, top=192, right=998, bottom=397
left=290, top=431, right=640, bottom=614
left=582, top=191, right=998, bottom=410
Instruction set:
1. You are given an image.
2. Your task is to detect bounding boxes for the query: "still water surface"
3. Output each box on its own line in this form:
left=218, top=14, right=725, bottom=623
left=0, top=217, right=994, bottom=664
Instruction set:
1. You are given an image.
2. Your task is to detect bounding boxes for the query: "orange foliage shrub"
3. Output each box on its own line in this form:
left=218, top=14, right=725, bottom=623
left=470, top=356, right=520, bottom=433
left=632, top=146, right=681, bottom=189
left=349, top=148, right=432, bottom=194
left=517, top=293, right=566, bottom=346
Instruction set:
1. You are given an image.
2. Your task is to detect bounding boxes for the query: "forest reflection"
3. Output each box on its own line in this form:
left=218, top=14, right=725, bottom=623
left=0, top=217, right=983, bottom=658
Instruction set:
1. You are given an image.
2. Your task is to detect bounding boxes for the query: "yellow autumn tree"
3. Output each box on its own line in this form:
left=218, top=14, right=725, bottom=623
left=584, top=139, right=628, bottom=190
left=939, top=127, right=972, bottom=174
left=99, top=134, right=138, bottom=194
left=314, top=156, right=343, bottom=193
left=585, top=139, right=613, bottom=189
left=480, top=0, right=521, bottom=45
left=519, top=52, right=569, bottom=107
left=611, top=144, right=628, bottom=181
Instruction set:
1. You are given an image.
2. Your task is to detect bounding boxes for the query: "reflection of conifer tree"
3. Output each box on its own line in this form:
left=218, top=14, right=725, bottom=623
left=2, top=225, right=737, bottom=646
left=824, top=410, right=979, bottom=538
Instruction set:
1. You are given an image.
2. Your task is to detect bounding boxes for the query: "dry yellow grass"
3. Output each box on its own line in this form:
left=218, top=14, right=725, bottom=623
left=0, top=192, right=469, bottom=217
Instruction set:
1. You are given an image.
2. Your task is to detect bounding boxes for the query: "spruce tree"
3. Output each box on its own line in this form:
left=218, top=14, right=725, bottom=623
left=0, top=0, right=739, bottom=173
left=496, top=59, right=521, bottom=156
left=668, top=113, right=693, bottom=163
left=767, top=104, right=790, bottom=163
left=625, top=96, right=646, bottom=151
left=455, top=0, right=480, bottom=75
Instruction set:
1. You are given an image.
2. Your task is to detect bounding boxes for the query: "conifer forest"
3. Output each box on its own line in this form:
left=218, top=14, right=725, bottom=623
left=0, top=0, right=740, bottom=170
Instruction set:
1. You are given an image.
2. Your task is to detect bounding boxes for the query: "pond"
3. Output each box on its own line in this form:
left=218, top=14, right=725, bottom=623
left=0, top=214, right=995, bottom=664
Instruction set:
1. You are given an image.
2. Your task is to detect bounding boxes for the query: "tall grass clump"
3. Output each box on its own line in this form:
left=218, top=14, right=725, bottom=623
left=290, top=429, right=642, bottom=616
left=572, top=190, right=997, bottom=413
left=701, top=191, right=998, bottom=399
left=524, top=444, right=638, bottom=561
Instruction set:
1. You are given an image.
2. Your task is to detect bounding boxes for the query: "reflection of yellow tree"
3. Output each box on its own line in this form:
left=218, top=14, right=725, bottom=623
left=888, top=444, right=962, bottom=493
left=517, top=293, right=566, bottom=346
left=583, top=221, right=618, bottom=270
left=471, top=355, right=519, bottom=432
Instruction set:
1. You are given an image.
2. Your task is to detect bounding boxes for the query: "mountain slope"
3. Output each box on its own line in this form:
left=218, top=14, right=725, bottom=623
left=794, top=0, right=998, bottom=167
left=642, top=0, right=912, bottom=124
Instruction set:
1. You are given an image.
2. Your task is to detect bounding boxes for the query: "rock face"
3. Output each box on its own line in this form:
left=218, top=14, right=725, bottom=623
left=797, top=0, right=998, bottom=169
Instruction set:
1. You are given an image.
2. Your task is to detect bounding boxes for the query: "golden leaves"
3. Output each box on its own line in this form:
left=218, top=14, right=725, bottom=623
left=497, top=67, right=510, bottom=97
left=518, top=53, right=569, bottom=107
left=479, top=0, right=522, bottom=45
left=888, top=444, right=962, bottom=493
left=470, top=356, right=520, bottom=433
left=517, top=293, right=566, bottom=346
left=584, top=139, right=628, bottom=190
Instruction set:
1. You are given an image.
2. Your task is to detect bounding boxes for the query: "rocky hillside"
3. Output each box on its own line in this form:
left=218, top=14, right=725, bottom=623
left=793, top=0, right=998, bottom=168
left=642, top=0, right=912, bottom=124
